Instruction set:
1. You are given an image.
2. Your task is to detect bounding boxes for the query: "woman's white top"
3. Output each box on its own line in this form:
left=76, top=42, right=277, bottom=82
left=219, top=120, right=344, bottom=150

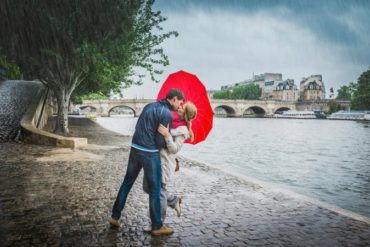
left=161, top=125, right=189, bottom=184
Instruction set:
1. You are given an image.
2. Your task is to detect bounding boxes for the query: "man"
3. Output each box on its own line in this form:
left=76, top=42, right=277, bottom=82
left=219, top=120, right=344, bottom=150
left=110, top=88, right=184, bottom=236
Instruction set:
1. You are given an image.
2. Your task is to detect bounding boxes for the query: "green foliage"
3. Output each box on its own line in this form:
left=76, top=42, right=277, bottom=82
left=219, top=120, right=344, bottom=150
left=75, top=92, right=108, bottom=104
left=213, top=90, right=231, bottom=99
left=351, top=67, right=370, bottom=110
left=0, top=0, right=176, bottom=97
left=213, top=84, right=262, bottom=100
left=336, top=67, right=370, bottom=110
left=336, top=85, right=353, bottom=100
left=0, top=56, right=21, bottom=79
left=0, top=0, right=177, bottom=133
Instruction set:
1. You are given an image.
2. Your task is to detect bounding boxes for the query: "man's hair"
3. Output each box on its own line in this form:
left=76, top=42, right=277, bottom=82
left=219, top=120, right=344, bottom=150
left=166, top=88, right=185, bottom=100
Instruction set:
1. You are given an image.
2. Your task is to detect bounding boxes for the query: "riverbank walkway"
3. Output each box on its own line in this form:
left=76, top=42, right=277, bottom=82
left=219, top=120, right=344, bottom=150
left=1, top=118, right=369, bottom=246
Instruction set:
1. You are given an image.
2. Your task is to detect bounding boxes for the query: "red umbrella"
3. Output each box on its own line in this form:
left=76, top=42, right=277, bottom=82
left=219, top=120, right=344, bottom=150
left=157, top=70, right=213, bottom=144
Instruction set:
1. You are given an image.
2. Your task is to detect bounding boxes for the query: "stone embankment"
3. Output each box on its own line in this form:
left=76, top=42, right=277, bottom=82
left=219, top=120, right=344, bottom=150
left=0, top=80, right=44, bottom=141
left=0, top=79, right=87, bottom=148
left=0, top=118, right=369, bottom=246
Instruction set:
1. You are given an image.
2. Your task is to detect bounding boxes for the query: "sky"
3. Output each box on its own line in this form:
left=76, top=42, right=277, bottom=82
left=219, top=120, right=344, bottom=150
left=122, top=0, right=370, bottom=99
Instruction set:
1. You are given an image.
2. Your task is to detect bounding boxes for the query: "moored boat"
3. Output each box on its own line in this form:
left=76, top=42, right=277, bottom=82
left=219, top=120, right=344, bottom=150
left=328, top=110, right=370, bottom=121
left=274, top=110, right=326, bottom=119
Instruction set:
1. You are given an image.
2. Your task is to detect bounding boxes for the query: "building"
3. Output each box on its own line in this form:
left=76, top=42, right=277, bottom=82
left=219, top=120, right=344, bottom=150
left=220, top=79, right=253, bottom=91
left=252, top=73, right=282, bottom=88
left=220, top=73, right=283, bottom=98
left=253, top=73, right=283, bottom=99
left=270, top=79, right=299, bottom=101
left=219, top=73, right=325, bottom=101
left=220, top=73, right=299, bottom=100
left=299, top=75, right=325, bottom=100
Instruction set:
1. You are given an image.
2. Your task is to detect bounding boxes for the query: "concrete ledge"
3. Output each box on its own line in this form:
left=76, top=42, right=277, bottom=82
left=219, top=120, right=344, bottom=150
left=17, top=81, right=87, bottom=149
left=21, top=122, right=87, bottom=149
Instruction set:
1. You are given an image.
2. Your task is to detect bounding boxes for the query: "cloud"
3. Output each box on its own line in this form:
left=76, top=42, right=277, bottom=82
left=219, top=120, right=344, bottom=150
left=122, top=1, right=369, bottom=98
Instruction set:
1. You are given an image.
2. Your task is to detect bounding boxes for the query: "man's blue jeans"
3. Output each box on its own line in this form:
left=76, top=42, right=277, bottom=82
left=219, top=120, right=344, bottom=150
left=111, top=147, right=163, bottom=230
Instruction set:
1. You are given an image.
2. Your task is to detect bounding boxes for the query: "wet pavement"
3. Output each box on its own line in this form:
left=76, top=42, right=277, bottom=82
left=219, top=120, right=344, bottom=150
left=0, top=118, right=369, bottom=246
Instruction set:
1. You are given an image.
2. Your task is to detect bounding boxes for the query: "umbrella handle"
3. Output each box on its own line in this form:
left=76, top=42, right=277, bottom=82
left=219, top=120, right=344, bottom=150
left=175, top=158, right=180, bottom=172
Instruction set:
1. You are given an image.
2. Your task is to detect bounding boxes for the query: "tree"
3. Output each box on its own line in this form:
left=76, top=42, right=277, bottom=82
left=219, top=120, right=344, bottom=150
left=0, top=0, right=177, bottom=134
left=213, top=90, right=231, bottom=99
left=336, top=85, right=352, bottom=100
left=213, top=84, right=261, bottom=100
left=77, top=92, right=109, bottom=102
left=351, top=67, right=370, bottom=110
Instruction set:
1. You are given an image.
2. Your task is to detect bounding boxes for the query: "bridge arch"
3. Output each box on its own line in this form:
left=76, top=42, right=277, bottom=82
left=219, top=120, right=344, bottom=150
left=213, top=105, right=237, bottom=117
left=274, top=107, right=291, bottom=114
left=80, top=105, right=97, bottom=112
left=243, top=106, right=267, bottom=117
left=108, top=105, right=136, bottom=117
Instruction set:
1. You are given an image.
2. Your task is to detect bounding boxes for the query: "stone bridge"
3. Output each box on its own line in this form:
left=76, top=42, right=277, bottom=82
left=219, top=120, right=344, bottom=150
left=77, top=99, right=351, bottom=117
left=79, top=99, right=154, bottom=117
left=211, top=99, right=296, bottom=117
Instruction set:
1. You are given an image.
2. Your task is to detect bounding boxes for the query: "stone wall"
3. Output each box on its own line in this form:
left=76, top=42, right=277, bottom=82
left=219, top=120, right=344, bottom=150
left=0, top=80, right=45, bottom=142
left=295, top=100, right=351, bottom=113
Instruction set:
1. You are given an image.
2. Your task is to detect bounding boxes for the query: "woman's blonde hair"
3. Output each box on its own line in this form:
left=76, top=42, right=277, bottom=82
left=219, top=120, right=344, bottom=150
left=182, top=102, right=197, bottom=142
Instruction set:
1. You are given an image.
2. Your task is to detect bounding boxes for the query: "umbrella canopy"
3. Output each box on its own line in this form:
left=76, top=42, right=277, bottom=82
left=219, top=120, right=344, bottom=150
left=157, top=70, right=213, bottom=144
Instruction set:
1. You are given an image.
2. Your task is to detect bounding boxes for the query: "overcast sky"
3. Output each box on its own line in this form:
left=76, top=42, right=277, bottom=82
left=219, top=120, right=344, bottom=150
left=122, top=0, right=370, bottom=99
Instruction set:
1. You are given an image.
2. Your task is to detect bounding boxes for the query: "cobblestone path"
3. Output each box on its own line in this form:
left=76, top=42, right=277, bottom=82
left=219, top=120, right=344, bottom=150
left=0, top=119, right=369, bottom=246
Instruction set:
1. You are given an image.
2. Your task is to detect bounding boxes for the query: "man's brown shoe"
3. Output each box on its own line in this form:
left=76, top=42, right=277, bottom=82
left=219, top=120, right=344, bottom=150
left=151, top=226, right=174, bottom=236
left=109, top=219, right=121, bottom=227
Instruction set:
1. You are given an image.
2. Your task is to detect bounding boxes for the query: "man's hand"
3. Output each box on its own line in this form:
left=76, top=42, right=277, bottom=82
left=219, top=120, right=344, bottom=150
left=158, top=124, right=170, bottom=138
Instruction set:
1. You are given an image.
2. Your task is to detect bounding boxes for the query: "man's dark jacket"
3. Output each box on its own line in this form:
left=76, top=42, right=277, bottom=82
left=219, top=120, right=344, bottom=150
left=131, top=99, right=173, bottom=151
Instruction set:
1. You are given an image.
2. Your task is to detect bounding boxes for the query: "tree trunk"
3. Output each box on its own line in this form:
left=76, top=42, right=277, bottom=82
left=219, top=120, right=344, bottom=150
left=54, top=88, right=71, bottom=134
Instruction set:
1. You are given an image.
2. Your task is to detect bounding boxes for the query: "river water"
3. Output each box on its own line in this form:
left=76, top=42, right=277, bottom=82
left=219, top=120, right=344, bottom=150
left=97, top=116, right=370, bottom=217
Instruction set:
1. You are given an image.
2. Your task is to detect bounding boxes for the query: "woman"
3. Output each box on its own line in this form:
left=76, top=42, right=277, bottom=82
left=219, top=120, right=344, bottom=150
left=143, top=102, right=197, bottom=226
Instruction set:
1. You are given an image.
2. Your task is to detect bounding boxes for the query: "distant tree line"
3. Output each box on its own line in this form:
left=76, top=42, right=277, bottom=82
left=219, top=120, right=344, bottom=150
left=77, top=92, right=108, bottom=102
left=213, top=84, right=262, bottom=100
left=336, top=67, right=370, bottom=110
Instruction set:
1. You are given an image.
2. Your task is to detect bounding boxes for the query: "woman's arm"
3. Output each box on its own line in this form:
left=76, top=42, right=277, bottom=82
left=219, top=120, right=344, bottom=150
left=158, top=124, right=186, bottom=154
left=165, top=134, right=186, bottom=154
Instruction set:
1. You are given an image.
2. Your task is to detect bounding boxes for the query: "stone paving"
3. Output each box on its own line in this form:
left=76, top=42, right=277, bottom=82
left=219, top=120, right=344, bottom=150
left=1, top=118, right=370, bottom=246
